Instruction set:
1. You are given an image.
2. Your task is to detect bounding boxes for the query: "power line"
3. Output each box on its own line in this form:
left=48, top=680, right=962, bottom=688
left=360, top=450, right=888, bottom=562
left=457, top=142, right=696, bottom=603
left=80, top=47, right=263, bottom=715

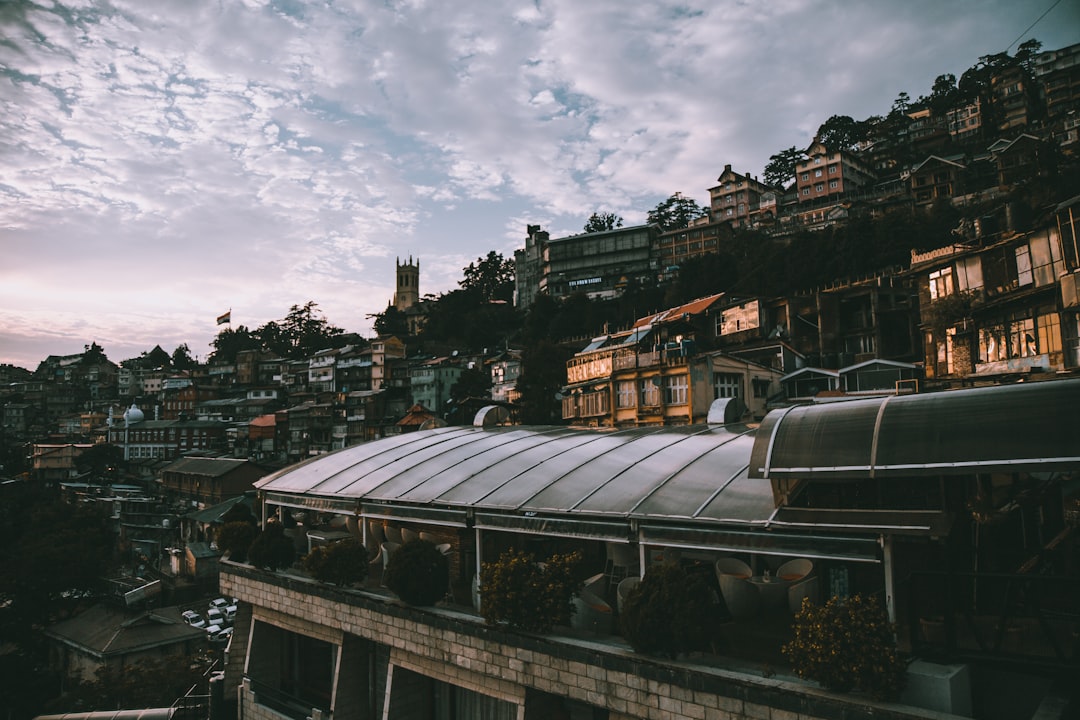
left=1006, top=0, right=1062, bottom=52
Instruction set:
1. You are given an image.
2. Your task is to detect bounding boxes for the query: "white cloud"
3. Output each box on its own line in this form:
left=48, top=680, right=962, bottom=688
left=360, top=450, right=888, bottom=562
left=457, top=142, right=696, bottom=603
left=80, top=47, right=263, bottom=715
left=2, top=0, right=1078, bottom=367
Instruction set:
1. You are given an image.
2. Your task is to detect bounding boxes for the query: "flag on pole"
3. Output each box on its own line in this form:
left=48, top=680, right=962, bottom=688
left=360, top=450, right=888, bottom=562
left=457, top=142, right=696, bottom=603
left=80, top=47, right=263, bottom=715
left=216, top=310, right=232, bottom=325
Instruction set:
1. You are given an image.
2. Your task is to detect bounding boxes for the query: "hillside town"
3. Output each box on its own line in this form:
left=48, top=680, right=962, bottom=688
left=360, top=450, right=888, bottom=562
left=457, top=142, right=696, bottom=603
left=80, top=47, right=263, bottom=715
left=2, top=39, right=1079, bottom=720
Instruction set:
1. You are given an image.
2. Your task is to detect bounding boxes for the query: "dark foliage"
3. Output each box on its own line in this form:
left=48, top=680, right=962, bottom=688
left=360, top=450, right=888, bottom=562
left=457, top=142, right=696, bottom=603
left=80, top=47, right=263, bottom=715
left=384, top=539, right=449, bottom=606
left=619, top=562, right=722, bottom=658
left=247, top=521, right=295, bottom=571
left=217, top=521, right=258, bottom=563
left=480, top=549, right=582, bottom=633
left=304, top=539, right=368, bottom=587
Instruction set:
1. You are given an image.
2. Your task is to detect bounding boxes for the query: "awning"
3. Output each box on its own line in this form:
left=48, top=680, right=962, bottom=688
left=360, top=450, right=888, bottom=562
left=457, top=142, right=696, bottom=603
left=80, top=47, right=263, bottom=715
left=639, top=524, right=881, bottom=563
left=750, top=379, right=1080, bottom=480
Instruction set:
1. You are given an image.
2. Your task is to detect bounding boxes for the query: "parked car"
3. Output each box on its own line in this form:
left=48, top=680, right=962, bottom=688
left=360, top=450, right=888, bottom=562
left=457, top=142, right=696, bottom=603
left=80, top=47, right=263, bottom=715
left=209, top=597, right=230, bottom=610
left=224, top=604, right=238, bottom=623
left=210, top=626, right=233, bottom=645
left=205, top=623, right=223, bottom=640
left=182, top=610, right=206, bottom=628
left=207, top=608, right=226, bottom=627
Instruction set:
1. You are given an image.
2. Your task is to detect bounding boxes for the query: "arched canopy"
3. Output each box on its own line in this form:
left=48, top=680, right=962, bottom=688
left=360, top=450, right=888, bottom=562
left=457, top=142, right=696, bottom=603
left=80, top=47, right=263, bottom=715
left=750, top=379, right=1080, bottom=480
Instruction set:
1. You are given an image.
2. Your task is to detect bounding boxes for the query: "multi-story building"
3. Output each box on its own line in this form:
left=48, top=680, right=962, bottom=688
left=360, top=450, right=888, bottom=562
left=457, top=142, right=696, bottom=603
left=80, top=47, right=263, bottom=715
left=337, top=337, right=407, bottom=393
left=159, top=456, right=269, bottom=509
left=219, top=379, right=1080, bottom=720
left=105, top=414, right=229, bottom=462
left=514, top=223, right=657, bottom=310
left=31, top=442, right=93, bottom=482
left=990, top=64, right=1036, bottom=134
left=654, top=217, right=732, bottom=271
left=487, top=349, right=521, bottom=404
left=1035, top=43, right=1080, bottom=155
left=161, top=384, right=220, bottom=420
left=409, top=357, right=462, bottom=416
left=946, top=98, right=984, bottom=144
left=907, top=155, right=968, bottom=206
left=795, top=139, right=875, bottom=205
left=911, top=199, right=1078, bottom=384
left=708, top=164, right=775, bottom=228
left=562, top=295, right=785, bottom=426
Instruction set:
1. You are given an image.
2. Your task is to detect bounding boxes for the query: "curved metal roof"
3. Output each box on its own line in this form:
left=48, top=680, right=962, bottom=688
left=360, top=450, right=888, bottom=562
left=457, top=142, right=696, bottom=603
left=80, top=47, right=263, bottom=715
left=750, top=378, right=1080, bottom=480
left=256, top=423, right=773, bottom=527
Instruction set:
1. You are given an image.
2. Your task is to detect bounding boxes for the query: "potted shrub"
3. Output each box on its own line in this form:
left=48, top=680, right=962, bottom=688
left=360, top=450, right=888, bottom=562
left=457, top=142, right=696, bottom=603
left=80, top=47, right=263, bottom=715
left=619, top=562, right=721, bottom=658
left=304, top=538, right=368, bottom=587
left=216, top=520, right=257, bottom=563
left=782, top=594, right=906, bottom=700
left=247, top=521, right=296, bottom=571
left=480, top=549, right=582, bottom=633
left=384, top=539, right=450, bottom=606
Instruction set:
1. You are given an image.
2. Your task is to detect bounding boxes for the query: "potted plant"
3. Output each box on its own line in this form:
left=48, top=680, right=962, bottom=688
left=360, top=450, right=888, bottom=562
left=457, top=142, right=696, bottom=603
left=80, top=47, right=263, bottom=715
left=384, top=539, right=450, bottom=606
left=480, top=549, right=582, bottom=633
left=247, top=521, right=296, bottom=571
left=304, top=538, right=369, bottom=587
left=782, top=594, right=906, bottom=700
left=619, top=562, right=721, bottom=658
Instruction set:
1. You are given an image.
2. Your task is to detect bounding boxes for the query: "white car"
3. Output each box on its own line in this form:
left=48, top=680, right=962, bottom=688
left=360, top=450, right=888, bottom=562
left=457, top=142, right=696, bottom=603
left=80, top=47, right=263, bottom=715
left=211, top=626, right=234, bottom=644
left=182, top=610, right=206, bottom=628
left=205, top=623, right=223, bottom=640
left=209, top=597, right=230, bottom=610
left=224, top=604, right=238, bottom=623
left=207, top=608, right=226, bottom=627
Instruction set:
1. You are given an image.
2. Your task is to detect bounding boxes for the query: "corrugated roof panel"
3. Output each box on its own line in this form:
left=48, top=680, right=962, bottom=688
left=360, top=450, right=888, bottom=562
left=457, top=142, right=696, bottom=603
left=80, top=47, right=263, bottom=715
left=527, top=426, right=710, bottom=514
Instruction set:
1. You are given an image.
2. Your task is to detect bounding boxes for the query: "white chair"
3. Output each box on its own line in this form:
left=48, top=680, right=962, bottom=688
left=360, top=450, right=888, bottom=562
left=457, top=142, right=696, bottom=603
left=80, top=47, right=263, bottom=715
left=367, top=521, right=386, bottom=565
left=616, top=576, right=640, bottom=614
left=419, top=531, right=439, bottom=544
left=777, top=558, right=813, bottom=582
left=381, top=541, right=400, bottom=570
left=715, top=558, right=757, bottom=620
left=435, top=543, right=452, bottom=556
left=401, top=527, right=419, bottom=544
left=572, top=574, right=614, bottom=635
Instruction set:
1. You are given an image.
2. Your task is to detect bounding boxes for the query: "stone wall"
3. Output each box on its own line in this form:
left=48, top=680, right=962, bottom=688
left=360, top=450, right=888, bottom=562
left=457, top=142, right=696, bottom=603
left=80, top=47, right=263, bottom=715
left=221, top=564, right=946, bottom=720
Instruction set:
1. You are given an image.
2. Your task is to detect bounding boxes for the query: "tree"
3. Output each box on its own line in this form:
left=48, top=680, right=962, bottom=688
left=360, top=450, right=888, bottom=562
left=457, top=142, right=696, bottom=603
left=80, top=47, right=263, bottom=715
left=647, top=192, right=708, bottom=231
left=925, top=74, right=959, bottom=116
left=516, top=340, right=573, bottom=424
left=171, top=343, right=196, bottom=370
left=209, top=324, right=260, bottom=364
left=762, top=147, right=805, bottom=189
left=255, top=302, right=345, bottom=360
left=460, top=251, right=515, bottom=303
left=74, top=443, right=123, bottom=480
left=370, top=304, right=409, bottom=338
left=304, top=538, right=368, bottom=587
left=583, top=212, right=624, bottom=233
left=814, top=115, right=863, bottom=152
left=141, top=344, right=172, bottom=369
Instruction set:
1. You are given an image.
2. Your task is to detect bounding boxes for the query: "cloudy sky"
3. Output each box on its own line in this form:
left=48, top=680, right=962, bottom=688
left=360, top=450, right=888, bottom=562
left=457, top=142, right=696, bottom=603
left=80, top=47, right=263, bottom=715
left=1, top=0, right=1077, bottom=369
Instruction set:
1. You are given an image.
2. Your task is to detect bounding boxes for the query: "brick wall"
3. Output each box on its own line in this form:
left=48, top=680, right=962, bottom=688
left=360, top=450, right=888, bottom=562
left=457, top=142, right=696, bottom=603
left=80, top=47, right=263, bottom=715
left=222, top=564, right=937, bottom=720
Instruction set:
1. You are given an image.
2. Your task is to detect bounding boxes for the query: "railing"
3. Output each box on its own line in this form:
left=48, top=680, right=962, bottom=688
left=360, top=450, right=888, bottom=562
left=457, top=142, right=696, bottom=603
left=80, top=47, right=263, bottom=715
left=905, top=569, right=1080, bottom=671
left=247, top=678, right=330, bottom=720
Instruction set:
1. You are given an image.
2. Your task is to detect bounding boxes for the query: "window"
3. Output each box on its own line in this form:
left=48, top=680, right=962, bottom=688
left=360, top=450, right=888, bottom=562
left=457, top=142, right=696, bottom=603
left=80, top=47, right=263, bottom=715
left=664, top=375, right=688, bottom=405
left=1027, top=233, right=1064, bottom=287
left=616, top=381, right=636, bottom=408
left=639, top=378, right=660, bottom=406
left=815, top=183, right=824, bottom=192
left=1036, top=312, right=1062, bottom=354
left=752, top=378, right=771, bottom=399
left=955, top=256, right=983, bottom=291
left=929, top=267, right=955, bottom=300
left=815, top=169, right=823, bottom=177
left=802, top=188, right=810, bottom=196
left=814, top=156, right=822, bottom=165
left=801, top=173, right=809, bottom=181
left=713, top=373, right=741, bottom=399
left=829, top=180, right=838, bottom=189
left=829, top=165, right=837, bottom=174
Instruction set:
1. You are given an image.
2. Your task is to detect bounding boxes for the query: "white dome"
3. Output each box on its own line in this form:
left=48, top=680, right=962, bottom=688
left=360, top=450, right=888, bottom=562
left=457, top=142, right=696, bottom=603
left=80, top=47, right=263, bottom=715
left=123, top=404, right=145, bottom=424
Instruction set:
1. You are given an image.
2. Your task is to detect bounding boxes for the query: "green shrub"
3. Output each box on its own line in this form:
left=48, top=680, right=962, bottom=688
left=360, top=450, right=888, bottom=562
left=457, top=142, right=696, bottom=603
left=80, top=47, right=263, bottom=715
left=782, top=594, right=906, bottom=700
left=480, top=549, right=582, bottom=633
left=384, top=540, right=450, bottom=606
left=304, top=539, right=368, bottom=586
left=216, top=521, right=257, bottom=563
left=619, top=563, right=721, bottom=658
left=247, top=522, right=296, bottom=571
